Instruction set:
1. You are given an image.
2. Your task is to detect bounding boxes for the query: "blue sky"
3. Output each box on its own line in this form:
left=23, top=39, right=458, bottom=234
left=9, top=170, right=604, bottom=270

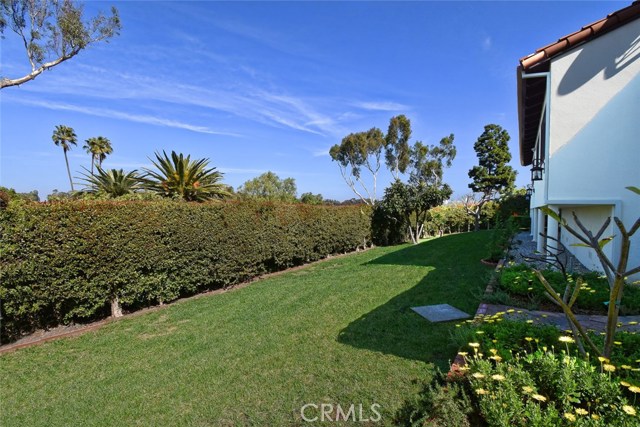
left=0, top=1, right=628, bottom=201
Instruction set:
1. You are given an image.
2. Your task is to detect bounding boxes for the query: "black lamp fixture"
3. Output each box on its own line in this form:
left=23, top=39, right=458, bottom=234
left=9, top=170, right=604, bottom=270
left=531, top=159, right=544, bottom=181
left=525, top=184, right=534, bottom=200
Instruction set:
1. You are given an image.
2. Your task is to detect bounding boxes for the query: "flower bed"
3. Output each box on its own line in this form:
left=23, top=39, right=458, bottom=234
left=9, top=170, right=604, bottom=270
left=495, top=264, right=640, bottom=315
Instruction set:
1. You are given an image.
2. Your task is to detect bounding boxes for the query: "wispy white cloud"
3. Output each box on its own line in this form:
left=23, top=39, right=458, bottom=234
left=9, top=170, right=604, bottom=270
left=353, top=101, right=410, bottom=112
left=312, top=147, right=331, bottom=157
left=13, top=66, right=347, bottom=138
left=482, top=36, right=492, bottom=51
left=8, top=97, right=243, bottom=137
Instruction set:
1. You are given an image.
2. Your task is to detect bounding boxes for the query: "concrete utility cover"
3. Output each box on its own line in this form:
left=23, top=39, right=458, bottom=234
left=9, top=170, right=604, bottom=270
left=411, top=304, right=471, bottom=323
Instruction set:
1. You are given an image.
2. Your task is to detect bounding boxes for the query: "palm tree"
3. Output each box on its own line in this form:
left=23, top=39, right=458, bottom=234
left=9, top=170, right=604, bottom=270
left=141, top=150, right=231, bottom=202
left=83, top=136, right=113, bottom=176
left=79, top=166, right=141, bottom=198
left=52, top=125, right=78, bottom=191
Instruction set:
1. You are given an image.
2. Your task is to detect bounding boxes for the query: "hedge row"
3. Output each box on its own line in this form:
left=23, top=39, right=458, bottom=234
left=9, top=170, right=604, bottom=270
left=0, top=200, right=371, bottom=341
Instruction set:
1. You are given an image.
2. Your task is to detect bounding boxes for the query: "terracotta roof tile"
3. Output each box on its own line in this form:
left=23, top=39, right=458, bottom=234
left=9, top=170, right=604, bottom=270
left=517, top=1, right=640, bottom=166
left=520, top=1, right=640, bottom=71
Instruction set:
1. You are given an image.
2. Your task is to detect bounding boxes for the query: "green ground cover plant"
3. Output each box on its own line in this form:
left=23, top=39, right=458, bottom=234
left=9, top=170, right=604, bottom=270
left=498, top=264, right=640, bottom=315
left=0, top=231, right=493, bottom=426
left=0, top=200, right=370, bottom=341
left=454, top=314, right=640, bottom=383
left=397, top=315, right=640, bottom=426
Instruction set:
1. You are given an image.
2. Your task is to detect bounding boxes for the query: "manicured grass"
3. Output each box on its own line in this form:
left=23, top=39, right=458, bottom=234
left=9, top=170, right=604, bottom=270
left=0, top=232, right=492, bottom=426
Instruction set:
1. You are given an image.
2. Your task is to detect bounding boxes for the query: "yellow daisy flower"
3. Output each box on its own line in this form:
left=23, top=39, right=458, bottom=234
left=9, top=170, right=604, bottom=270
left=622, top=405, right=637, bottom=416
left=564, top=412, right=576, bottom=422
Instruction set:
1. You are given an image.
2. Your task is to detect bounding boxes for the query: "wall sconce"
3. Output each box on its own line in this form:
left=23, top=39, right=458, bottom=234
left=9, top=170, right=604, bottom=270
left=531, top=159, right=544, bottom=181
left=525, top=184, right=534, bottom=200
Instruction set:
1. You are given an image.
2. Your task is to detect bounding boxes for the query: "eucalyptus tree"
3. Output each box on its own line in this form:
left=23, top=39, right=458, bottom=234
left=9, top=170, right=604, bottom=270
left=385, top=115, right=412, bottom=180
left=330, top=128, right=384, bottom=205
left=0, top=0, right=121, bottom=89
left=410, top=134, right=456, bottom=186
left=141, top=151, right=230, bottom=202
left=52, top=124, right=77, bottom=191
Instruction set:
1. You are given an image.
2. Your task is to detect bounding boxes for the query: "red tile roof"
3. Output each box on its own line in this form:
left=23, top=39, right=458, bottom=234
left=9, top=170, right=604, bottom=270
left=518, top=1, right=640, bottom=166
left=520, top=1, right=640, bottom=71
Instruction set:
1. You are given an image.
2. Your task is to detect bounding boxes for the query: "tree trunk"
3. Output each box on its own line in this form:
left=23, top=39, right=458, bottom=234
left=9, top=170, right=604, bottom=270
left=474, top=214, right=480, bottom=232
left=111, top=296, right=123, bottom=318
left=64, top=150, right=75, bottom=191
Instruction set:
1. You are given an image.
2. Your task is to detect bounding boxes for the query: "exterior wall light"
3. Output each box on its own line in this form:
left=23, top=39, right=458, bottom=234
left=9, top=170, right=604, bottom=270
left=525, top=184, right=534, bottom=200
left=531, top=159, right=544, bottom=181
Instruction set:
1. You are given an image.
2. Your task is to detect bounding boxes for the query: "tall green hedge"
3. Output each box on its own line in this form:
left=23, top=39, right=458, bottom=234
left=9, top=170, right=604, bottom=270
left=0, top=200, right=371, bottom=341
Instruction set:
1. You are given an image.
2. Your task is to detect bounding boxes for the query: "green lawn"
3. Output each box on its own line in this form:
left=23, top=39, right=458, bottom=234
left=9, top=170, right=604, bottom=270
left=0, top=231, right=492, bottom=426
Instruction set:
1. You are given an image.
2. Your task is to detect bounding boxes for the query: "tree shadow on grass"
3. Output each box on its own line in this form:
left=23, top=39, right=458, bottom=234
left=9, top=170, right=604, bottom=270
left=337, top=232, right=493, bottom=367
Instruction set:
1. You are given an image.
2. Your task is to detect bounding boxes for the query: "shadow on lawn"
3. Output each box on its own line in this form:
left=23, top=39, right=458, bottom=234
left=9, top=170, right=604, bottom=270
left=337, top=232, right=493, bottom=366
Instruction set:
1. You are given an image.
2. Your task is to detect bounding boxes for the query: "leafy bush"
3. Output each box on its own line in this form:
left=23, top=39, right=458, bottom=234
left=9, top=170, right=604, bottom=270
left=466, top=349, right=636, bottom=426
left=0, top=200, right=371, bottom=341
left=398, top=333, right=640, bottom=426
left=498, top=264, right=640, bottom=314
left=393, top=370, right=476, bottom=427
left=485, top=217, right=519, bottom=262
left=454, top=314, right=640, bottom=383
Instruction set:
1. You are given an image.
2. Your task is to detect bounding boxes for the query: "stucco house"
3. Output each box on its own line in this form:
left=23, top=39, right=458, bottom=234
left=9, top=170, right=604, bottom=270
left=517, top=1, right=640, bottom=276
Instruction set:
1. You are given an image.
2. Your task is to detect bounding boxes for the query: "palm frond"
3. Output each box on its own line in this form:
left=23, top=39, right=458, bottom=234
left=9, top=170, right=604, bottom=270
left=141, top=150, right=230, bottom=201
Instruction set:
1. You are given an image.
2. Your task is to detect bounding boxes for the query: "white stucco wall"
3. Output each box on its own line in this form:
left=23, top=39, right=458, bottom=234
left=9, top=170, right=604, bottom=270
left=538, top=19, right=640, bottom=278
left=559, top=205, right=616, bottom=273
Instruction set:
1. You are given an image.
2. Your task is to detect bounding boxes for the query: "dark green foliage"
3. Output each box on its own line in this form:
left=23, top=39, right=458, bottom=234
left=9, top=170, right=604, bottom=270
left=0, top=200, right=370, bottom=340
left=371, top=200, right=408, bottom=246
left=385, top=115, right=412, bottom=179
left=468, top=124, right=516, bottom=196
left=237, top=171, right=297, bottom=202
left=394, top=370, right=478, bottom=427
left=0, top=187, right=39, bottom=203
left=498, top=265, right=640, bottom=314
left=371, top=180, right=452, bottom=245
left=485, top=217, right=519, bottom=262
left=497, top=191, right=530, bottom=229
left=299, top=192, right=324, bottom=205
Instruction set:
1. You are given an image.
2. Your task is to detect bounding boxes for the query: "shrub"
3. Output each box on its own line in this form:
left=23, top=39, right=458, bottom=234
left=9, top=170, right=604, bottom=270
left=498, top=264, right=640, bottom=315
left=0, top=200, right=371, bottom=341
left=393, top=370, right=476, bottom=427
left=397, top=340, right=640, bottom=426
left=465, top=349, right=636, bottom=427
